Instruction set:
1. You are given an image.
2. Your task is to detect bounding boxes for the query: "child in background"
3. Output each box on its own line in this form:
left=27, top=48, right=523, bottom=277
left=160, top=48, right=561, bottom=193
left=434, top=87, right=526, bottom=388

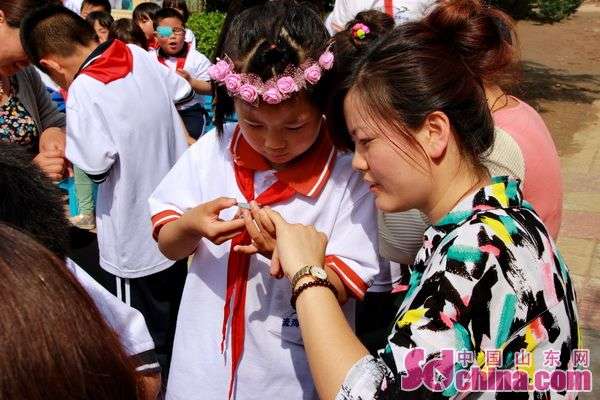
left=162, top=0, right=196, bottom=49
left=133, top=2, right=161, bottom=50
left=149, top=2, right=382, bottom=398
left=80, top=0, right=111, bottom=18
left=154, top=8, right=211, bottom=139
left=22, top=5, right=193, bottom=379
left=111, top=17, right=149, bottom=50
left=86, top=11, right=114, bottom=43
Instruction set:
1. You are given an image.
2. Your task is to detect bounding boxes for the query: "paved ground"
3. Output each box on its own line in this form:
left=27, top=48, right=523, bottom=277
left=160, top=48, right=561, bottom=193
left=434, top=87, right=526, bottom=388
left=516, top=2, right=600, bottom=396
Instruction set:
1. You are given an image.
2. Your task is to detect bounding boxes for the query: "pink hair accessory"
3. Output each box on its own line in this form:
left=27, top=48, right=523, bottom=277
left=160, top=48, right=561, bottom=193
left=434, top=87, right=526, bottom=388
left=209, top=46, right=334, bottom=106
left=351, top=23, right=370, bottom=40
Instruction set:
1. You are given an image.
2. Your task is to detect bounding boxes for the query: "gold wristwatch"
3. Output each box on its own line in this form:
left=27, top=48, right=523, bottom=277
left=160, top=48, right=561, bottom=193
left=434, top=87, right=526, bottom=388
left=291, top=265, right=328, bottom=289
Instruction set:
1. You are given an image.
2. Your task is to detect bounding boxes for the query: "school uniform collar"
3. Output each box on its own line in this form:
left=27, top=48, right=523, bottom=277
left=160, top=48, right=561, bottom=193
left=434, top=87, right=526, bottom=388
left=230, top=123, right=337, bottom=198
left=76, top=39, right=133, bottom=84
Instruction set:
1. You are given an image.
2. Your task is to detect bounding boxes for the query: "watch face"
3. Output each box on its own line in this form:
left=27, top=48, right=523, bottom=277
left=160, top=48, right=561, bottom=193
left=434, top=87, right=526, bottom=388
left=310, top=266, right=327, bottom=280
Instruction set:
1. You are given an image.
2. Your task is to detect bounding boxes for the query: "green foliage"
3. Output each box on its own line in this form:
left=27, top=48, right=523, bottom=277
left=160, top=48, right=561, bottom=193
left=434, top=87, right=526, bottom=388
left=187, top=12, right=226, bottom=59
left=536, top=0, right=584, bottom=21
left=486, top=0, right=583, bottom=21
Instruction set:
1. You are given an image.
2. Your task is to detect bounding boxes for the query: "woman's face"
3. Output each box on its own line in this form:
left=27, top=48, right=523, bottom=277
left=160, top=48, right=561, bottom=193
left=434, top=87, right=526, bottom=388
left=235, top=92, right=323, bottom=168
left=0, top=14, right=29, bottom=76
left=344, top=90, right=433, bottom=213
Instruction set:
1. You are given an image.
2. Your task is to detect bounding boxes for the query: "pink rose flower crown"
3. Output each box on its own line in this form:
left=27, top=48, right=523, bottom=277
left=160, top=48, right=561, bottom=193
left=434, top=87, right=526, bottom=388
left=209, top=46, right=334, bottom=106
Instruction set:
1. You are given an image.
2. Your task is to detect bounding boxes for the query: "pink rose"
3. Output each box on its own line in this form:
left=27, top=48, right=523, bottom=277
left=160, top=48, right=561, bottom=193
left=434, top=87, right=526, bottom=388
left=208, top=59, right=231, bottom=81
left=318, top=51, right=334, bottom=70
left=238, top=84, right=258, bottom=104
left=303, top=65, right=322, bottom=85
left=276, top=76, right=298, bottom=94
left=262, top=87, right=283, bottom=104
left=224, top=73, right=242, bottom=94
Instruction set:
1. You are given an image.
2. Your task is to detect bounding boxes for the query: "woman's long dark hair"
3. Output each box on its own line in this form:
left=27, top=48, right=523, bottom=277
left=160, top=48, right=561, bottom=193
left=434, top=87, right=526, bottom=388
left=0, top=223, right=141, bottom=399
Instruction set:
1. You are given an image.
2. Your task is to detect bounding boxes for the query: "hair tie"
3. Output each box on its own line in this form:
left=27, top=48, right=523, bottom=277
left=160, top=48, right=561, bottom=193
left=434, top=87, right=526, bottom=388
left=351, top=23, right=370, bottom=40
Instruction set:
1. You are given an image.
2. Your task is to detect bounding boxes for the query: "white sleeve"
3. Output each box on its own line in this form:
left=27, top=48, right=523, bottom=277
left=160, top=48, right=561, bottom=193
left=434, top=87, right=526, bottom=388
left=65, top=259, right=155, bottom=358
left=65, top=88, right=117, bottom=175
left=149, top=142, right=205, bottom=239
left=189, top=51, right=212, bottom=81
left=324, top=171, right=382, bottom=300
left=150, top=54, right=194, bottom=103
left=185, top=28, right=197, bottom=49
left=324, top=0, right=368, bottom=35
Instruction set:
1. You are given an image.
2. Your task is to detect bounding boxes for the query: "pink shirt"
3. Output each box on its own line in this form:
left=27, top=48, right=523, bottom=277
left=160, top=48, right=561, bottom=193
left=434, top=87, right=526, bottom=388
left=493, top=97, right=563, bottom=238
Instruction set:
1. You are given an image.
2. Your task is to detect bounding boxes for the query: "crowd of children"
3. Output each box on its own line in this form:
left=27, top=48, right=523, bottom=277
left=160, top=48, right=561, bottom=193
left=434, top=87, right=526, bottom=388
left=0, top=0, right=580, bottom=399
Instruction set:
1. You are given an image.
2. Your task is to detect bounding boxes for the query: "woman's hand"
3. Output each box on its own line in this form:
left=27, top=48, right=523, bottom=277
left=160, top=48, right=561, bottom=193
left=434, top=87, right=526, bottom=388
left=39, top=127, right=66, bottom=153
left=33, top=149, right=66, bottom=181
left=234, top=201, right=276, bottom=258
left=265, top=208, right=328, bottom=282
left=179, top=197, right=245, bottom=245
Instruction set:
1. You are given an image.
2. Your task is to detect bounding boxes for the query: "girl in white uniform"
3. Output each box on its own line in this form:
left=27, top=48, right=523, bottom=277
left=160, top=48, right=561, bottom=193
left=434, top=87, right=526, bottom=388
left=149, top=1, right=384, bottom=399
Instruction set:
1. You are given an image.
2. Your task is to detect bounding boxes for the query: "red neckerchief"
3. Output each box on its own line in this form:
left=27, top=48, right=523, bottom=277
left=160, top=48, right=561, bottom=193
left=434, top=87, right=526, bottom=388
left=384, top=0, right=394, bottom=16
left=223, top=124, right=336, bottom=399
left=157, top=43, right=189, bottom=70
left=79, top=40, right=133, bottom=84
left=147, top=36, right=160, bottom=50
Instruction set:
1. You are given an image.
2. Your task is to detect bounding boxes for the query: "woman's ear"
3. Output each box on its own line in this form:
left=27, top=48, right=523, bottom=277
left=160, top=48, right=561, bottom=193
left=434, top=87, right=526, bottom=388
left=0, top=10, right=6, bottom=25
left=420, top=111, right=451, bottom=160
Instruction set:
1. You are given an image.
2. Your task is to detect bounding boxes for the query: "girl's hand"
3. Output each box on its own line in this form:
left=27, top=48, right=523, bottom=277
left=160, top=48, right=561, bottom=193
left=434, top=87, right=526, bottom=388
left=176, top=68, right=192, bottom=82
left=180, top=197, right=245, bottom=245
left=234, top=201, right=277, bottom=258
left=265, top=208, right=328, bottom=282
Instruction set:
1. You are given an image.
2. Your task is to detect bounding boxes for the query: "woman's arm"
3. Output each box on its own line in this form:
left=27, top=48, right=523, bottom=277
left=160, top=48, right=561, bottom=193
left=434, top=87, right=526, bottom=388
left=267, top=210, right=370, bottom=400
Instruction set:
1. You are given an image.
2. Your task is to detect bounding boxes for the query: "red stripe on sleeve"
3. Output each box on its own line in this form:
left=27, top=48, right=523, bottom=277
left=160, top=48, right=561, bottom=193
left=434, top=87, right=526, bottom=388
left=325, top=255, right=369, bottom=300
left=151, top=210, right=182, bottom=240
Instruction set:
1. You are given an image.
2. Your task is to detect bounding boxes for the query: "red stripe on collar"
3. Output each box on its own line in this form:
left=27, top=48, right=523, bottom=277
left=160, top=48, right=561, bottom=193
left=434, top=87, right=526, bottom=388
left=80, top=40, right=133, bottom=84
left=229, top=124, right=337, bottom=198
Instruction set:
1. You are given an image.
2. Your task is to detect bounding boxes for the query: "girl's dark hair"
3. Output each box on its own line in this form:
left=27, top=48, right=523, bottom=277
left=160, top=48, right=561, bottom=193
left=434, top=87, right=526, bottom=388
left=330, top=0, right=516, bottom=170
left=153, top=7, right=185, bottom=29
left=0, top=0, right=61, bottom=27
left=329, top=10, right=395, bottom=149
left=85, top=10, right=114, bottom=30
left=132, top=1, right=161, bottom=23
left=213, top=0, right=331, bottom=134
left=0, top=144, right=70, bottom=260
left=110, top=17, right=148, bottom=49
left=162, top=0, right=189, bottom=23
left=0, top=223, right=141, bottom=400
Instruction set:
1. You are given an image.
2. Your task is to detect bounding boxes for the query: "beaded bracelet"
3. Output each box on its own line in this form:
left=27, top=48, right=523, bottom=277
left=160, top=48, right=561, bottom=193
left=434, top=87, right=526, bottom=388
left=290, top=280, right=338, bottom=310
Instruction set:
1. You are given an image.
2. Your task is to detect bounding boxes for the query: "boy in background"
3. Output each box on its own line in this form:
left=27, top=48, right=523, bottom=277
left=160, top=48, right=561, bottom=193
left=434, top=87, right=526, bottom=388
left=153, top=8, right=211, bottom=139
left=21, top=5, right=192, bottom=379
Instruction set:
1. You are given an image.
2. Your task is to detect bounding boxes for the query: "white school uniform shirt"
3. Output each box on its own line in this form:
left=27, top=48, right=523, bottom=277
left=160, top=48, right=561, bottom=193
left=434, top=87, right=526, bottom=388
left=149, top=123, right=382, bottom=400
left=66, top=42, right=190, bottom=278
left=184, top=28, right=197, bottom=49
left=152, top=46, right=212, bottom=109
left=324, top=0, right=436, bottom=34
left=66, top=258, right=157, bottom=368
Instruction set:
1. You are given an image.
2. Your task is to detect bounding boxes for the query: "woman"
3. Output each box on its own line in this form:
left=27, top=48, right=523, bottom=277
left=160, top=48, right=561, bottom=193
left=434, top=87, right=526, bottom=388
left=260, top=0, right=580, bottom=398
left=0, top=223, right=141, bottom=399
left=0, top=0, right=66, bottom=181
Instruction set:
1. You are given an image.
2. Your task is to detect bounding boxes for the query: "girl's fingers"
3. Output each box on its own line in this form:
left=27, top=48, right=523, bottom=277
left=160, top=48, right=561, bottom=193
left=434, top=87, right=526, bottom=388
left=249, top=201, right=267, bottom=234
left=214, top=218, right=246, bottom=235
left=258, top=208, right=276, bottom=236
left=214, top=230, right=244, bottom=245
left=233, top=244, right=259, bottom=255
left=242, top=209, right=262, bottom=240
